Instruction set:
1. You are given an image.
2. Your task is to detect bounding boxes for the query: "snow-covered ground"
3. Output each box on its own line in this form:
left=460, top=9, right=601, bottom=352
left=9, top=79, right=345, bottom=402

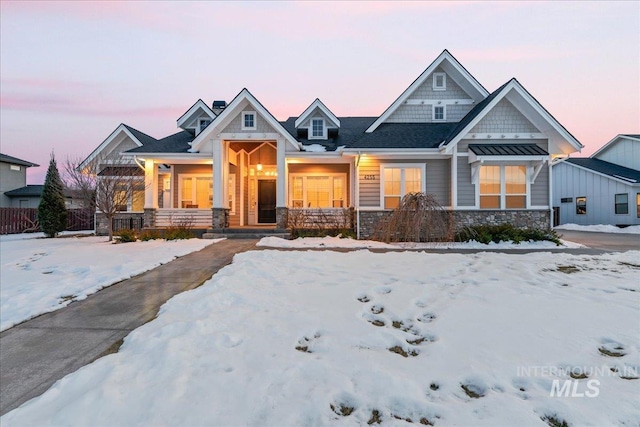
left=556, top=223, right=640, bottom=234
left=3, top=249, right=638, bottom=426
left=258, top=235, right=585, bottom=249
left=0, top=234, right=220, bottom=331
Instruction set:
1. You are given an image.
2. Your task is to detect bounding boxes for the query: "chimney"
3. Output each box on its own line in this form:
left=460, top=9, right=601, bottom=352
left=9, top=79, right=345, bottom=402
left=212, top=100, right=226, bottom=115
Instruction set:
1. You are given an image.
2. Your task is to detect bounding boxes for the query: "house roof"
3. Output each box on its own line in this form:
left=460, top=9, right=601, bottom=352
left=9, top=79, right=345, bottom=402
left=126, top=131, right=193, bottom=154
left=565, top=158, right=640, bottom=184
left=350, top=122, right=458, bottom=149
left=4, top=185, right=77, bottom=198
left=281, top=117, right=376, bottom=151
left=122, top=125, right=157, bottom=146
left=0, top=153, right=39, bottom=167
left=97, top=166, right=144, bottom=176
left=469, top=144, right=548, bottom=156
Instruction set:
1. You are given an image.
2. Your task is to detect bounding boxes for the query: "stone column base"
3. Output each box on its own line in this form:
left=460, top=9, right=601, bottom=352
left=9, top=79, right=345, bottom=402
left=276, top=207, right=288, bottom=229
left=212, top=208, right=229, bottom=228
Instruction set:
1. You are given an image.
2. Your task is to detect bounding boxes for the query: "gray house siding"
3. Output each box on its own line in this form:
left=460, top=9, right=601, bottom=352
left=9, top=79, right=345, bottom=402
left=553, top=162, right=640, bottom=226
left=221, top=110, right=278, bottom=134
left=469, top=98, right=540, bottom=134
left=531, top=166, right=549, bottom=206
left=595, top=138, right=640, bottom=171
left=456, top=156, right=475, bottom=206
left=387, top=67, right=474, bottom=123
left=358, top=158, right=451, bottom=207
left=0, top=162, right=28, bottom=208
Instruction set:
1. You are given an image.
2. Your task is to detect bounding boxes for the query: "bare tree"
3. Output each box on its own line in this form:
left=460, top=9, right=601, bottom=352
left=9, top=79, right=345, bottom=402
left=65, top=153, right=145, bottom=241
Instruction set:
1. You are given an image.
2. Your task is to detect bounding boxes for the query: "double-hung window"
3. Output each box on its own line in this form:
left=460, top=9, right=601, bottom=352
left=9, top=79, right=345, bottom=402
left=289, top=174, right=345, bottom=208
left=479, top=165, right=527, bottom=209
left=311, top=119, right=324, bottom=138
left=179, top=175, right=213, bottom=208
left=615, top=193, right=628, bottom=215
left=381, top=165, right=425, bottom=209
left=433, top=105, right=445, bottom=121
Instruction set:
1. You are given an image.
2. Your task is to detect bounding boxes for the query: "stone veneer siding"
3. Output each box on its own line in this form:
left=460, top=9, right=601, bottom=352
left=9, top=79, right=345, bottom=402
left=276, top=207, right=288, bottom=229
left=95, top=212, right=145, bottom=235
left=357, top=209, right=551, bottom=239
left=212, top=208, right=229, bottom=229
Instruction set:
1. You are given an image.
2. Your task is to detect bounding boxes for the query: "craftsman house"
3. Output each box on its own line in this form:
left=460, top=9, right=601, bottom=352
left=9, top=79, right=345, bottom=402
left=80, top=50, right=583, bottom=238
left=553, top=134, right=640, bottom=226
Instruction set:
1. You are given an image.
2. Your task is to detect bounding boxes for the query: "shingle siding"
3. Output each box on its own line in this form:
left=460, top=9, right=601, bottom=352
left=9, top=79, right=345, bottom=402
left=222, top=111, right=278, bottom=134
left=469, top=98, right=539, bottom=134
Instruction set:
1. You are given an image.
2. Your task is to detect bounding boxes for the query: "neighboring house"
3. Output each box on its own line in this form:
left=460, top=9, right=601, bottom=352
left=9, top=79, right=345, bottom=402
left=0, top=154, right=39, bottom=208
left=552, top=134, right=640, bottom=226
left=3, top=185, right=86, bottom=209
left=80, top=50, right=583, bottom=237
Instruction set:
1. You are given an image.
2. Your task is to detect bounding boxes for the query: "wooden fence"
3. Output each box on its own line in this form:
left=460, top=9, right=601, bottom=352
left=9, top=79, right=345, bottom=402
left=0, top=208, right=95, bottom=235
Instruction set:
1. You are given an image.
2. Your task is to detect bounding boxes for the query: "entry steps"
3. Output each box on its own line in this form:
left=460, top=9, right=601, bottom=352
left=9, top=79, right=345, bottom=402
left=203, top=228, right=290, bottom=240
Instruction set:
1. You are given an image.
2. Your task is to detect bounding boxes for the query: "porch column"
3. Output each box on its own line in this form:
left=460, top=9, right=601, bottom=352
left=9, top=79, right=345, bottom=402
left=276, top=138, right=286, bottom=207
left=144, top=159, right=158, bottom=209
left=212, top=138, right=224, bottom=208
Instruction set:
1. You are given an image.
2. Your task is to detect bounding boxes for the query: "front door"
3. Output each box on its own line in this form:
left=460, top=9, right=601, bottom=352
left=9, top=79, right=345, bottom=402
left=258, top=180, right=276, bottom=223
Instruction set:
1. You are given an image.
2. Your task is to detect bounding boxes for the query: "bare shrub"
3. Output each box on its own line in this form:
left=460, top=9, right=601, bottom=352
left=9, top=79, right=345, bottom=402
left=287, top=208, right=355, bottom=238
left=372, top=193, right=453, bottom=243
left=165, top=214, right=195, bottom=240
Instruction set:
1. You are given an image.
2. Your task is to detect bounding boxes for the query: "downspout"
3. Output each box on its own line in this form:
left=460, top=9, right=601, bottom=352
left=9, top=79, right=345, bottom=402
left=133, top=156, right=145, bottom=171
left=355, top=151, right=361, bottom=240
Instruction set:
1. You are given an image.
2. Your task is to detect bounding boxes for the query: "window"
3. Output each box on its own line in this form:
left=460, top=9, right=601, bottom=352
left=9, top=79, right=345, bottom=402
left=433, top=105, right=445, bottom=121
left=289, top=174, right=346, bottom=208
left=615, top=193, right=628, bottom=215
left=560, top=197, right=573, bottom=203
left=179, top=175, right=213, bottom=208
left=10, top=164, right=20, bottom=171
left=242, top=111, right=256, bottom=130
left=311, top=118, right=324, bottom=138
left=479, top=165, right=527, bottom=209
left=576, top=197, right=586, bottom=215
left=382, top=165, right=424, bottom=209
left=433, top=72, right=446, bottom=90
left=198, top=119, right=211, bottom=134
left=113, top=183, right=144, bottom=211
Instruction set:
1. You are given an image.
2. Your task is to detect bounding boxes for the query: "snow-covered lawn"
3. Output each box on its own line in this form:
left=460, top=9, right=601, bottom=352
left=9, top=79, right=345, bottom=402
left=0, top=234, right=219, bottom=331
left=3, top=249, right=639, bottom=426
left=258, top=235, right=585, bottom=249
left=556, top=223, right=640, bottom=234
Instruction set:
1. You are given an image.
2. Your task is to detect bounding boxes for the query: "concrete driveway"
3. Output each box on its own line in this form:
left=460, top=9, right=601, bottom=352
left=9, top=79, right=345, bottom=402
left=556, top=229, right=640, bottom=251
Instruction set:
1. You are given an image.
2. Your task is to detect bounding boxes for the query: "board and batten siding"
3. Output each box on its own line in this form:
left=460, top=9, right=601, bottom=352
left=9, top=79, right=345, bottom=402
left=595, top=138, right=640, bottom=171
left=553, top=162, right=640, bottom=226
left=358, top=158, right=451, bottom=207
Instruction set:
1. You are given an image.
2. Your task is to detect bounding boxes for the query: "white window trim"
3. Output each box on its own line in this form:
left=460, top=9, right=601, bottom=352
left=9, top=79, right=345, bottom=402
left=432, top=105, right=446, bottom=121
left=379, top=163, right=427, bottom=210
left=242, top=111, right=257, bottom=131
left=178, top=174, right=213, bottom=209
left=475, top=164, right=530, bottom=210
left=228, top=174, right=236, bottom=215
left=433, top=72, right=446, bottom=91
left=10, top=164, right=21, bottom=171
left=196, top=118, right=212, bottom=135
left=309, top=117, right=327, bottom=140
left=288, top=172, right=347, bottom=208
left=614, top=192, right=629, bottom=215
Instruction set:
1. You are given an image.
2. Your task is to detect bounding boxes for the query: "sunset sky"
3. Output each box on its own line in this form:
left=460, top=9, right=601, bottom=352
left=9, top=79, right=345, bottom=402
left=1, top=1, right=638, bottom=184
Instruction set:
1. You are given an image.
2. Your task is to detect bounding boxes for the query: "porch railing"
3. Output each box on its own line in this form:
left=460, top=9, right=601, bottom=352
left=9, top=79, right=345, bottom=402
left=155, top=209, right=212, bottom=228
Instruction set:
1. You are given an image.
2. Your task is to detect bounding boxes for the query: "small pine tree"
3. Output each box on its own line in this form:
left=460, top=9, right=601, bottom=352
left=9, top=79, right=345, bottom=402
left=38, top=153, right=68, bottom=237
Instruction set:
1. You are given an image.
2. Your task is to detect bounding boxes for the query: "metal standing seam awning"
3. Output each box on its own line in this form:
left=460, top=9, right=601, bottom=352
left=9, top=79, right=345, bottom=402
left=467, top=143, right=549, bottom=184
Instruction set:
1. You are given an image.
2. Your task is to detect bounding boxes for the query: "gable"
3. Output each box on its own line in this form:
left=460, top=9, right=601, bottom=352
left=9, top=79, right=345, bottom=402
left=297, top=110, right=334, bottom=128
left=469, top=98, right=540, bottom=134
left=220, top=108, right=278, bottom=134
left=366, top=50, right=488, bottom=132
left=177, top=99, right=215, bottom=130
left=592, top=135, right=640, bottom=171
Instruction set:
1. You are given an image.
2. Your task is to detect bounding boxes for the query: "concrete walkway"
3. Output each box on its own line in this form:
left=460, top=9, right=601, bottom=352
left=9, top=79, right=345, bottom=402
left=555, top=229, right=640, bottom=251
left=0, top=239, right=257, bottom=416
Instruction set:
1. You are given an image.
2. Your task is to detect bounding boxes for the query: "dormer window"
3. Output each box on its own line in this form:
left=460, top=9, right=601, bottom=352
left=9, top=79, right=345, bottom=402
left=311, top=118, right=324, bottom=139
left=242, top=111, right=256, bottom=130
left=433, top=72, right=446, bottom=91
left=197, top=119, right=211, bottom=134
left=433, top=105, right=446, bottom=121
